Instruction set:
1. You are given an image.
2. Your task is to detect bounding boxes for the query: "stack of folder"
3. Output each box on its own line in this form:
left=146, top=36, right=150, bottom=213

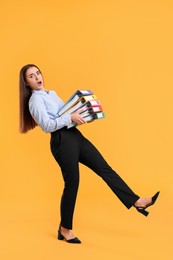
left=58, top=90, right=105, bottom=128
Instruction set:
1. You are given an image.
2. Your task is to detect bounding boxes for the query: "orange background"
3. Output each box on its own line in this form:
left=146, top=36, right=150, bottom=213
left=0, top=0, right=173, bottom=259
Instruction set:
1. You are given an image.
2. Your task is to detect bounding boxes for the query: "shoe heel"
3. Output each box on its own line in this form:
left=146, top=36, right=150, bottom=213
left=58, top=230, right=64, bottom=240
left=136, top=207, right=149, bottom=216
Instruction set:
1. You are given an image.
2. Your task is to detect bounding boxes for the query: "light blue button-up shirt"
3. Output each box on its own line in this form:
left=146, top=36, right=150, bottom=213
left=29, top=90, right=72, bottom=133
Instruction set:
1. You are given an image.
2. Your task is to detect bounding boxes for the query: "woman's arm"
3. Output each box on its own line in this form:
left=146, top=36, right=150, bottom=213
left=29, top=95, right=72, bottom=133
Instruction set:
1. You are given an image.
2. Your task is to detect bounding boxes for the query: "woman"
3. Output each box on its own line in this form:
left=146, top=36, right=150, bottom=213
left=19, top=64, right=160, bottom=244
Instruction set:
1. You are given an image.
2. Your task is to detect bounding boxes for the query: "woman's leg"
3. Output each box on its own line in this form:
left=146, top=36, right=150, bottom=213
left=50, top=128, right=82, bottom=229
left=79, top=137, right=140, bottom=208
left=58, top=157, right=80, bottom=229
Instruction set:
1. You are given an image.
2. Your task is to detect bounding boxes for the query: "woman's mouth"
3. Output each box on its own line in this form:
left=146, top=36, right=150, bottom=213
left=37, top=81, right=42, bottom=86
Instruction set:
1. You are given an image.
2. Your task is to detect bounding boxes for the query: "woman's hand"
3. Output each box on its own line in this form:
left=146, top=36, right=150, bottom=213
left=71, top=111, right=86, bottom=125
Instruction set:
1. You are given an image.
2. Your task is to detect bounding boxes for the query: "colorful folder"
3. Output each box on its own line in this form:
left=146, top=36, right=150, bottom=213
left=58, top=90, right=94, bottom=116
left=57, top=90, right=105, bottom=128
left=67, top=112, right=105, bottom=129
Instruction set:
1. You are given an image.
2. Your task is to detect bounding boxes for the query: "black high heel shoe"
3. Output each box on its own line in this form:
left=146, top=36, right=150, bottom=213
left=135, top=191, right=160, bottom=217
left=58, top=227, right=81, bottom=244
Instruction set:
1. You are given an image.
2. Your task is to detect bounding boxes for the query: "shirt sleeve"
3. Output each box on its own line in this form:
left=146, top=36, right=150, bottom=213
left=29, top=95, right=72, bottom=133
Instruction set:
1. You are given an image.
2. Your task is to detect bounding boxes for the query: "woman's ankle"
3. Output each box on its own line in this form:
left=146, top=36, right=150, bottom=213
left=134, top=197, right=152, bottom=207
left=60, top=226, right=76, bottom=239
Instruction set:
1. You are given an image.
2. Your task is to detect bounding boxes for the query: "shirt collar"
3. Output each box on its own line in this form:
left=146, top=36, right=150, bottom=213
left=32, top=89, right=49, bottom=95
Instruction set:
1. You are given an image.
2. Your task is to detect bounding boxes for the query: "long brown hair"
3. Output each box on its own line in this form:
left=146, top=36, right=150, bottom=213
left=19, top=64, right=40, bottom=133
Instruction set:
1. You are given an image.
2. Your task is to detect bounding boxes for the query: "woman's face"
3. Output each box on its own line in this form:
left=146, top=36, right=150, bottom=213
left=25, top=66, right=44, bottom=90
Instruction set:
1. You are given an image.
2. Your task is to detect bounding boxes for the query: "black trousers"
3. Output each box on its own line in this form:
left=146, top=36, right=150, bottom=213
left=50, top=127, right=139, bottom=229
